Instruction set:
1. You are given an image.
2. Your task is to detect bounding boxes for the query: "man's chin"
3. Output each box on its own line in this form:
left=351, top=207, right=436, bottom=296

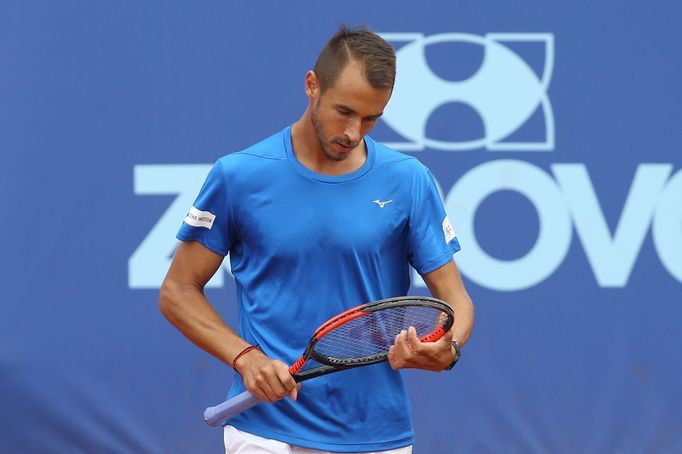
left=322, top=148, right=349, bottom=162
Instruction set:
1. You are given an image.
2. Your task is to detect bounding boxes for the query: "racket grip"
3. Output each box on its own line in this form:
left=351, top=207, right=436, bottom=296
left=203, top=391, right=260, bottom=426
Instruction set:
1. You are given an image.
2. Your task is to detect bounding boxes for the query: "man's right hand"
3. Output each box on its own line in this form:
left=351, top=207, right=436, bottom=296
left=234, top=350, right=300, bottom=403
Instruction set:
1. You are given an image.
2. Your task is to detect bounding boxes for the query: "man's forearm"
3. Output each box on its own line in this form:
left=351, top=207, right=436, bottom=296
left=423, top=260, right=475, bottom=347
left=448, top=292, right=474, bottom=346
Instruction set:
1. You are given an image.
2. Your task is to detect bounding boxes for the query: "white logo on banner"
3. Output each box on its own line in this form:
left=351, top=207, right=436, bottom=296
left=379, top=33, right=554, bottom=151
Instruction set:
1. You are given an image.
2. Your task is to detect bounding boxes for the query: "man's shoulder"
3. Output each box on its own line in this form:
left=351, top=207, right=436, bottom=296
left=217, top=128, right=289, bottom=170
left=367, top=136, right=431, bottom=177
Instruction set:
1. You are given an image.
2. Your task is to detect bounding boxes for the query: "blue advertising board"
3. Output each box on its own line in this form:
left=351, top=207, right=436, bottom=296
left=1, top=1, right=681, bottom=452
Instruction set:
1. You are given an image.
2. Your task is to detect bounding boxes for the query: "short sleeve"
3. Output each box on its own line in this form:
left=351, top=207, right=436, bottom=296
left=176, top=160, right=235, bottom=256
left=407, top=169, right=461, bottom=275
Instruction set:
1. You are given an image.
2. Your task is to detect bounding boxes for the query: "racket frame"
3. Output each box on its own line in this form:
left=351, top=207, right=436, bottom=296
left=289, top=296, right=454, bottom=380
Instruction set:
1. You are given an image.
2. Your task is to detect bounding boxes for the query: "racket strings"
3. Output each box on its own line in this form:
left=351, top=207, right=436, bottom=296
left=313, top=305, right=448, bottom=361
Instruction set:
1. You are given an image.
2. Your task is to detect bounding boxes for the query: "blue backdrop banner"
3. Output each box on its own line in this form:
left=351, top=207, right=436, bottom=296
left=1, top=1, right=681, bottom=452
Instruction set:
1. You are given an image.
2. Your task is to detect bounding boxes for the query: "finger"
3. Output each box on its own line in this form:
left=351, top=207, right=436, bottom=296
left=269, top=371, right=291, bottom=400
left=241, top=372, right=270, bottom=402
left=438, top=311, right=450, bottom=328
left=388, top=345, right=400, bottom=369
left=288, top=384, right=301, bottom=401
left=255, top=376, right=279, bottom=402
left=245, top=377, right=273, bottom=403
left=273, top=362, right=297, bottom=393
left=392, top=330, right=416, bottom=367
left=394, top=329, right=411, bottom=355
left=407, top=326, right=422, bottom=351
left=256, top=369, right=289, bottom=402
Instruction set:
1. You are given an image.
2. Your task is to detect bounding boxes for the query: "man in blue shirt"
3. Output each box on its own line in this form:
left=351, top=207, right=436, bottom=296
left=160, top=26, right=474, bottom=453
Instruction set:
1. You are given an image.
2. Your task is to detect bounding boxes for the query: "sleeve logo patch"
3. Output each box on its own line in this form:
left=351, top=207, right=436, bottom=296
left=184, top=206, right=216, bottom=229
left=442, top=216, right=456, bottom=244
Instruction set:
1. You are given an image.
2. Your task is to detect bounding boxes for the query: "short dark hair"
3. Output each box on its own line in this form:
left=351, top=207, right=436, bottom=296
left=313, top=25, right=396, bottom=92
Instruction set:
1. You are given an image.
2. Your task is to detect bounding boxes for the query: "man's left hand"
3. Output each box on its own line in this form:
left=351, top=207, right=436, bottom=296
left=388, top=326, right=456, bottom=371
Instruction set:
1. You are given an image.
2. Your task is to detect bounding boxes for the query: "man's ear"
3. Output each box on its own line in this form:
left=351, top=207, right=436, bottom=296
left=305, top=70, right=320, bottom=99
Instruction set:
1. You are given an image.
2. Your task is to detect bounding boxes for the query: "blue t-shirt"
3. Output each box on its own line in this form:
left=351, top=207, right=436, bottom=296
left=177, top=126, right=460, bottom=452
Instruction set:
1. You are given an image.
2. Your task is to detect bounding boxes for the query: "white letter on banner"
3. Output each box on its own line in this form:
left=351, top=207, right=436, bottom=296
left=653, top=168, right=682, bottom=282
left=128, top=164, right=231, bottom=289
left=553, top=164, right=672, bottom=287
left=445, top=160, right=572, bottom=291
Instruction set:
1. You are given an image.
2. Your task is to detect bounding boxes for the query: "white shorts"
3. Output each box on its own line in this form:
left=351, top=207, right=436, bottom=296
left=224, top=425, right=413, bottom=454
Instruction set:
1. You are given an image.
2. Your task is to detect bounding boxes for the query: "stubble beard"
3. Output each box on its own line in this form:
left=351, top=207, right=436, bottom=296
left=311, top=101, right=351, bottom=162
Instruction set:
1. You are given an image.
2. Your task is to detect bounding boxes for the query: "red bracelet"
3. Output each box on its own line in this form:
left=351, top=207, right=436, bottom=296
left=232, top=344, right=261, bottom=372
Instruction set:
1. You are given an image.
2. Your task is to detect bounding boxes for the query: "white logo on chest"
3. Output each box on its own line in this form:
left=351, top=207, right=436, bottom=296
left=372, top=199, right=393, bottom=208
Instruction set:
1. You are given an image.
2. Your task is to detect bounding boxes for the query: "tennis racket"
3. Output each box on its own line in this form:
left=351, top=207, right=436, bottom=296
left=204, top=296, right=454, bottom=426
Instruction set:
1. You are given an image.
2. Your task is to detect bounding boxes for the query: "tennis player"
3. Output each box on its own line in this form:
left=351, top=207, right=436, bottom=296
left=160, top=25, right=474, bottom=453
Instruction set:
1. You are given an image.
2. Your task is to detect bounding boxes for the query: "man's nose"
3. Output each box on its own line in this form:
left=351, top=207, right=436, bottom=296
left=344, top=119, right=362, bottom=144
